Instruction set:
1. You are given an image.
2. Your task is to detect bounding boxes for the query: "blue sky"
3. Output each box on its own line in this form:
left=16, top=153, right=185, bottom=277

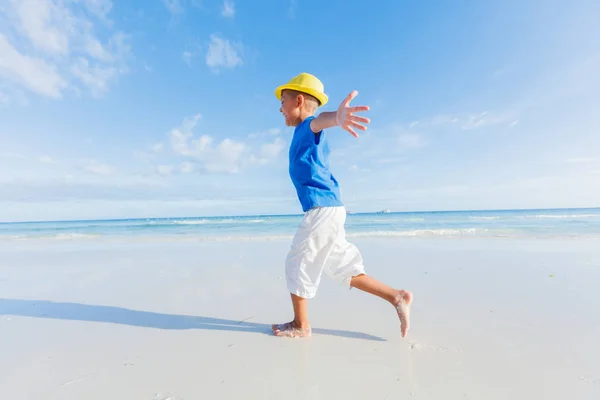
left=1, top=0, right=599, bottom=222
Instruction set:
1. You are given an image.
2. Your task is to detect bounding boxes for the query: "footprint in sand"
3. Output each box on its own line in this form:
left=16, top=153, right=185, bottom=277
left=409, top=342, right=423, bottom=350
left=579, top=376, right=599, bottom=386
left=409, top=342, right=463, bottom=353
left=153, top=393, right=183, bottom=400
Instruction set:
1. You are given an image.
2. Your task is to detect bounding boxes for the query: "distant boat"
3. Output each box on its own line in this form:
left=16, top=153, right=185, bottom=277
left=378, top=209, right=391, bottom=214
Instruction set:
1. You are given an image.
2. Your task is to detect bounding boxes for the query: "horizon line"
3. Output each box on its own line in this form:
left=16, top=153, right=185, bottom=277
left=1, top=206, right=598, bottom=225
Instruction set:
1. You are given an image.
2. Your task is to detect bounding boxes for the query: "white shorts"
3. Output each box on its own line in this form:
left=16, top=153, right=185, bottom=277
left=285, top=206, right=366, bottom=299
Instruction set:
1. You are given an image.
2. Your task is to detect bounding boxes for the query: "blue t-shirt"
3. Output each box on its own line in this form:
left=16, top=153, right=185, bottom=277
left=288, top=116, right=343, bottom=212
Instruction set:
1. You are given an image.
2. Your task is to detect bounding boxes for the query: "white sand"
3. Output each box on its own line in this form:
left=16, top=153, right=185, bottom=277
left=1, top=238, right=600, bottom=399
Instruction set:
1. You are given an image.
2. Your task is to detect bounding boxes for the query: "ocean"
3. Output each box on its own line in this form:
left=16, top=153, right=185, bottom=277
left=1, top=208, right=599, bottom=242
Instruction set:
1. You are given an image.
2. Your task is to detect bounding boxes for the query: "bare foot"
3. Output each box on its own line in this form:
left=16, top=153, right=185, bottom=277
left=393, top=290, right=413, bottom=338
left=271, top=321, right=311, bottom=338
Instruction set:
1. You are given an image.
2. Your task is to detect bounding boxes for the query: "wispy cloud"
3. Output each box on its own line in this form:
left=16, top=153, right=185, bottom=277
left=134, top=142, right=165, bottom=162
left=182, top=51, right=193, bottom=67
left=168, top=114, right=247, bottom=173
left=492, top=66, right=513, bottom=78
left=221, top=0, right=235, bottom=18
left=181, top=42, right=202, bottom=67
left=288, top=0, right=297, bottom=19
left=409, top=111, right=516, bottom=131
left=461, top=112, right=516, bottom=130
left=156, top=165, right=174, bottom=176
left=398, top=133, right=427, bottom=149
left=565, top=157, right=596, bottom=164
left=0, top=89, right=8, bottom=105
left=0, top=0, right=131, bottom=100
left=162, top=0, right=184, bottom=15
left=81, top=159, right=115, bottom=176
left=0, top=34, right=67, bottom=98
left=205, top=34, right=242, bottom=72
left=180, top=161, right=194, bottom=173
left=250, top=137, right=286, bottom=166
left=374, top=157, right=406, bottom=165
left=349, top=164, right=371, bottom=173
left=0, top=152, right=28, bottom=161
left=248, top=128, right=281, bottom=138
left=80, top=0, right=113, bottom=20
left=39, top=155, right=56, bottom=164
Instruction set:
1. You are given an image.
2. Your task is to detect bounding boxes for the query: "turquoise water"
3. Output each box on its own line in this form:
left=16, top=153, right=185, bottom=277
left=1, top=208, right=599, bottom=241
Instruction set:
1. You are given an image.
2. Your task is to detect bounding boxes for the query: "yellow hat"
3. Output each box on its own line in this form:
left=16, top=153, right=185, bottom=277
left=275, top=72, right=328, bottom=106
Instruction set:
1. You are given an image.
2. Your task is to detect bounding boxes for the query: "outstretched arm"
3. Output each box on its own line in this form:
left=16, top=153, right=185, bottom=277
left=310, top=90, right=371, bottom=137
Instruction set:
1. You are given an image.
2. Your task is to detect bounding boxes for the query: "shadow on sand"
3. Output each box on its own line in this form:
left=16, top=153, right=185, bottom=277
left=0, top=298, right=386, bottom=342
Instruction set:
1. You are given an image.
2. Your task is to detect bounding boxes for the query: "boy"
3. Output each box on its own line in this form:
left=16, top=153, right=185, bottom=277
left=271, top=72, right=413, bottom=338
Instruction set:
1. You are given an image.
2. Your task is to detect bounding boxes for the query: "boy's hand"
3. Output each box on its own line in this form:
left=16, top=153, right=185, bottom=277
left=336, top=90, right=370, bottom=137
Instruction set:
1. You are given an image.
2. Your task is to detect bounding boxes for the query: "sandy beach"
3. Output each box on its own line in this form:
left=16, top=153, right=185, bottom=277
left=1, top=237, right=599, bottom=399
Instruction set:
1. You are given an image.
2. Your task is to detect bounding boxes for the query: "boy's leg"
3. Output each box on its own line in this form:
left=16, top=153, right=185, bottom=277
left=272, top=294, right=311, bottom=337
left=323, top=208, right=413, bottom=338
left=349, top=274, right=413, bottom=338
left=272, top=207, right=340, bottom=338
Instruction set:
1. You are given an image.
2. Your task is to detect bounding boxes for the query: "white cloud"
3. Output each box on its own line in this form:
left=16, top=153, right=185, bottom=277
left=79, top=0, right=113, bottom=19
left=133, top=150, right=150, bottom=162
left=151, top=143, right=164, bottom=152
left=0, top=0, right=131, bottom=100
left=12, top=0, right=71, bottom=55
left=259, top=137, right=285, bottom=160
left=85, top=37, right=114, bottom=63
left=349, top=164, right=371, bottom=172
left=156, top=165, right=174, bottom=176
left=0, top=152, right=28, bottom=160
left=134, top=142, right=165, bottom=162
left=221, top=0, right=235, bottom=18
left=207, top=139, right=246, bottom=173
left=71, top=57, right=118, bottom=97
left=169, top=114, right=201, bottom=156
left=398, top=133, right=427, bottom=148
left=288, top=0, right=297, bottom=19
left=167, top=114, right=247, bottom=173
left=182, top=51, right=193, bottom=67
left=248, top=128, right=281, bottom=138
left=249, top=137, right=286, bottom=165
left=250, top=137, right=286, bottom=165
left=461, top=112, right=513, bottom=130
left=181, top=43, right=202, bottom=67
left=492, top=66, right=512, bottom=78
left=0, top=34, right=67, bottom=98
left=180, top=161, right=194, bottom=173
left=0, top=85, right=28, bottom=106
left=374, top=157, right=405, bottom=165
left=205, top=34, right=242, bottom=72
left=409, top=111, right=514, bottom=131
left=565, top=157, right=596, bottom=164
left=162, top=0, right=184, bottom=14
left=81, top=159, right=115, bottom=175
left=39, top=155, right=56, bottom=164
left=156, top=115, right=286, bottom=173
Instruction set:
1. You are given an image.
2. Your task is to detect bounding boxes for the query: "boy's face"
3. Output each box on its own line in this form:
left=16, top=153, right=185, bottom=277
left=279, top=90, right=301, bottom=127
